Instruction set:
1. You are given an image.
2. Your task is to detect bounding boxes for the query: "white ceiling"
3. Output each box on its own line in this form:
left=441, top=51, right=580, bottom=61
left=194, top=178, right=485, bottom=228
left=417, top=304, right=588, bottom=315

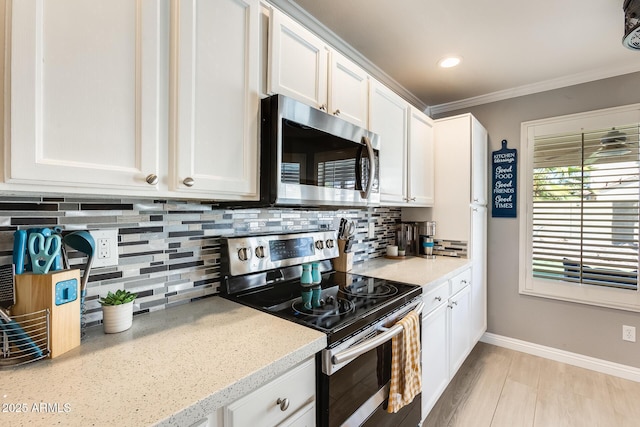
left=286, top=0, right=640, bottom=112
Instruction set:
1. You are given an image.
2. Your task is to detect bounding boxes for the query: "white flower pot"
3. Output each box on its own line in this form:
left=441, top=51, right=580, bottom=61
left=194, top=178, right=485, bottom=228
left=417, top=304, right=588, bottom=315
left=102, top=301, right=134, bottom=334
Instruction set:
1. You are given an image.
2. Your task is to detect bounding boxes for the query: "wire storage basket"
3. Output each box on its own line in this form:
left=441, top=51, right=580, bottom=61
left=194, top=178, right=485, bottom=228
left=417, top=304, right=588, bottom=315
left=0, top=309, right=50, bottom=369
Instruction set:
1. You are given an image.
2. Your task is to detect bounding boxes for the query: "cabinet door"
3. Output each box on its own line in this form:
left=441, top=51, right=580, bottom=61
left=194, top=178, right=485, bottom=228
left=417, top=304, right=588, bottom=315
left=369, top=80, right=408, bottom=204
left=407, top=107, right=434, bottom=206
left=9, top=0, right=161, bottom=190
left=173, top=0, right=259, bottom=198
left=433, top=115, right=472, bottom=241
left=268, top=9, right=329, bottom=110
left=328, top=51, right=369, bottom=128
left=421, top=301, right=449, bottom=418
left=448, top=284, right=471, bottom=378
left=470, top=206, right=487, bottom=344
left=471, top=117, right=488, bottom=205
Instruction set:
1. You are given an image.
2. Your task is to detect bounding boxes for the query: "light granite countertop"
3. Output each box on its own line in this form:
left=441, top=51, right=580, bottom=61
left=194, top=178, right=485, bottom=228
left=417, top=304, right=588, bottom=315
left=1, top=297, right=326, bottom=427
left=351, top=256, right=472, bottom=290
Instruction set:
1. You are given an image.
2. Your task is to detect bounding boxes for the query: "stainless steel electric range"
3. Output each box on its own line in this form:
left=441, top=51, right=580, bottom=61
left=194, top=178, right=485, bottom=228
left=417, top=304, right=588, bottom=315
left=220, top=230, right=423, bottom=427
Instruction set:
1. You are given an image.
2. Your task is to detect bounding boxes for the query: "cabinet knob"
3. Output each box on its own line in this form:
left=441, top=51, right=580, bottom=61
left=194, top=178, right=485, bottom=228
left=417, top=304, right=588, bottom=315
left=276, top=397, right=290, bottom=411
left=452, top=301, right=458, bottom=306
left=435, top=296, right=442, bottom=302
left=333, top=109, right=340, bottom=116
left=183, top=177, right=195, bottom=187
left=319, top=104, right=326, bottom=111
left=146, top=174, right=159, bottom=185
left=447, top=304, right=453, bottom=309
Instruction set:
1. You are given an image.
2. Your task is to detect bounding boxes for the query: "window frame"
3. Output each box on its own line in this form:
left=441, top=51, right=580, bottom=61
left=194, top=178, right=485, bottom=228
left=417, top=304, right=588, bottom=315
left=519, top=103, right=640, bottom=312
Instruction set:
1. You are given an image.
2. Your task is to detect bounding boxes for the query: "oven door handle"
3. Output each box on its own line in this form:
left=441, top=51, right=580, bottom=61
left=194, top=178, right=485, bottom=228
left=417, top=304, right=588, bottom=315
left=331, top=301, right=424, bottom=366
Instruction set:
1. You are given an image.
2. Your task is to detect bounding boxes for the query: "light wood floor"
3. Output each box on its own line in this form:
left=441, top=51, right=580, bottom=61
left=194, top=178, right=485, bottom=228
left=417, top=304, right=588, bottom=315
left=423, top=342, right=640, bottom=427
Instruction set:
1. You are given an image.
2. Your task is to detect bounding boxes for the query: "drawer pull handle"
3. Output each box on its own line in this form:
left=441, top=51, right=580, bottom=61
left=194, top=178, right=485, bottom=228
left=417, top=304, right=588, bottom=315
left=276, top=398, right=290, bottom=411
left=434, top=296, right=442, bottom=302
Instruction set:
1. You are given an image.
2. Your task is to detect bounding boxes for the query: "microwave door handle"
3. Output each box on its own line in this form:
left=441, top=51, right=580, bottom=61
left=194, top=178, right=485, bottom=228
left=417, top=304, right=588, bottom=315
left=331, top=301, right=424, bottom=366
left=360, top=136, right=375, bottom=199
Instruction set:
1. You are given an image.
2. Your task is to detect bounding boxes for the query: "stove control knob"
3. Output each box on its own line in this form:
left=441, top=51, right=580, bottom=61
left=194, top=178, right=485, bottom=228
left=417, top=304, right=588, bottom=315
left=237, top=247, right=251, bottom=261
left=255, top=245, right=266, bottom=258
left=315, top=240, right=324, bottom=250
left=325, top=239, right=335, bottom=249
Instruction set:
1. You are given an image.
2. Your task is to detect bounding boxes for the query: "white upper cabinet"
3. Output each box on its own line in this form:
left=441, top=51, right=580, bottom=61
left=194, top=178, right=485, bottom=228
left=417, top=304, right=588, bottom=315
left=369, top=80, right=408, bottom=204
left=328, top=50, right=369, bottom=128
left=268, top=9, right=329, bottom=110
left=433, top=114, right=487, bottom=241
left=8, top=0, right=161, bottom=190
left=7, top=0, right=260, bottom=201
left=172, top=0, right=260, bottom=198
left=471, top=118, right=489, bottom=205
left=407, top=106, right=435, bottom=206
left=268, top=8, right=368, bottom=128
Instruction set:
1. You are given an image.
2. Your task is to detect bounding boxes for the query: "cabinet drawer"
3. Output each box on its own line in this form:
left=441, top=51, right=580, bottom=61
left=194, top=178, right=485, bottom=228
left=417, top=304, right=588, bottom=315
left=225, top=358, right=315, bottom=427
left=451, top=268, right=472, bottom=295
left=422, top=281, right=449, bottom=315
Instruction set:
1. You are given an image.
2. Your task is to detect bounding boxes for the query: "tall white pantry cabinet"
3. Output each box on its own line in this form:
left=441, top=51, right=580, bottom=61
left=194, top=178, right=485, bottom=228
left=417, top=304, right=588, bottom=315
left=6, top=0, right=260, bottom=201
left=433, top=113, right=488, bottom=344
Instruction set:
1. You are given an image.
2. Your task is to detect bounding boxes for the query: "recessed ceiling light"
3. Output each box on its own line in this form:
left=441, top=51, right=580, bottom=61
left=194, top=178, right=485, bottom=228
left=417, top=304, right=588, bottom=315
left=438, top=56, right=462, bottom=68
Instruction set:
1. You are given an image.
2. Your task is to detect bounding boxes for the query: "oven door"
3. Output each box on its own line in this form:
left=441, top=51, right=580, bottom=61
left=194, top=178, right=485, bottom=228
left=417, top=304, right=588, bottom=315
left=317, top=300, right=423, bottom=427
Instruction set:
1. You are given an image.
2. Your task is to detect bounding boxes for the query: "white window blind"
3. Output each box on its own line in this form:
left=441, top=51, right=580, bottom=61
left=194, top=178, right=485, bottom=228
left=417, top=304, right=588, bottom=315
left=532, top=124, right=640, bottom=291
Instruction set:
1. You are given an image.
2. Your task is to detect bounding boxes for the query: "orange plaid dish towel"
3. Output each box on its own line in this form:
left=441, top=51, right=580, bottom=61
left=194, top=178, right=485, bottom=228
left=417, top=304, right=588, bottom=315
left=387, top=310, right=421, bottom=413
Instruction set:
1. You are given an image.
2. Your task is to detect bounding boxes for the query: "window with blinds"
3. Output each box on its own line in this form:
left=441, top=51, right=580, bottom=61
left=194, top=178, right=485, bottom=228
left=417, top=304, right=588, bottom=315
left=532, top=124, right=640, bottom=291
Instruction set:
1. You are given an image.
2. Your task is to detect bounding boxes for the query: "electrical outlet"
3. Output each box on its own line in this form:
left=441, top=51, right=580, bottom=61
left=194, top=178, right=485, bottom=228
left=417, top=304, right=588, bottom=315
left=89, top=229, right=119, bottom=268
left=368, top=222, right=376, bottom=239
left=623, top=325, right=636, bottom=342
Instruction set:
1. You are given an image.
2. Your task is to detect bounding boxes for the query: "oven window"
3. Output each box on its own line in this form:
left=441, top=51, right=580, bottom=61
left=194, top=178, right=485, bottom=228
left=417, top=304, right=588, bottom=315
left=319, top=340, right=420, bottom=427
left=281, top=119, right=378, bottom=191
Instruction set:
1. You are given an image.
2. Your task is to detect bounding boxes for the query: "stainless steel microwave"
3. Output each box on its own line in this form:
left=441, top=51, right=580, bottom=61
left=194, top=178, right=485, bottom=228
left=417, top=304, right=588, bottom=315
left=260, top=94, right=380, bottom=207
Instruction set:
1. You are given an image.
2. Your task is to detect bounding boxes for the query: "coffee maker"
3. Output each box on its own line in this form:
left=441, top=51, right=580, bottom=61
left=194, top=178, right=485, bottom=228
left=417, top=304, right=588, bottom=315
left=417, top=221, right=436, bottom=258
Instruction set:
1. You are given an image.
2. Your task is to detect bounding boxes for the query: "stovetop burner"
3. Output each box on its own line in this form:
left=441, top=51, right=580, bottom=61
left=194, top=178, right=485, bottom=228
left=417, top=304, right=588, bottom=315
left=339, top=282, right=398, bottom=299
left=291, top=296, right=355, bottom=317
left=223, top=270, right=422, bottom=345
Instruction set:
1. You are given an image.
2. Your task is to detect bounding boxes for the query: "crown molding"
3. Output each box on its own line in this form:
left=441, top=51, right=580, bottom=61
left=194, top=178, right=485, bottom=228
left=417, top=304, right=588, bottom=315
left=430, top=63, right=640, bottom=116
left=266, top=0, right=428, bottom=112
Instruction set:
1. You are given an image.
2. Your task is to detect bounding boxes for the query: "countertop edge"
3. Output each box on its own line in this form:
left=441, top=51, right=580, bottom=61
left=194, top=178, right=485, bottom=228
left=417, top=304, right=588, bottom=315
left=155, top=335, right=326, bottom=427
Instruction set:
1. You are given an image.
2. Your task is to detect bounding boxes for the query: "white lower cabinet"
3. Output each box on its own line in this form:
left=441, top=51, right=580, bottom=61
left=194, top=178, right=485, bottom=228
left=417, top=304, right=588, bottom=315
left=421, top=267, right=475, bottom=422
left=448, top=284, right=471, bottom=378
left=421, top=283, right=449, bottom=417
left=224, top=357, right=316, bottom=427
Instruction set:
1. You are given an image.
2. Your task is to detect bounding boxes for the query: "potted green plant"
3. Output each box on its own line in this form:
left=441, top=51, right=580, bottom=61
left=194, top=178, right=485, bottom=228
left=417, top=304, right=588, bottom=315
left=99, top=289, right=137, bottom=334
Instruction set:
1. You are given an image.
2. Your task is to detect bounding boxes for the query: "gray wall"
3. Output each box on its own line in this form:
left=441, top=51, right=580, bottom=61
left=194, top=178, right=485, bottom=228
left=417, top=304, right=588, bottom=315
left=436, top=71, right=640, bottom=368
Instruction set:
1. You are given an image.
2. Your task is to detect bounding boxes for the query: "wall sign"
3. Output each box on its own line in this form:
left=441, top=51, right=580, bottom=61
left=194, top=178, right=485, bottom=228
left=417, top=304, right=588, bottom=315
left=491, top=139, right=517, bottom=218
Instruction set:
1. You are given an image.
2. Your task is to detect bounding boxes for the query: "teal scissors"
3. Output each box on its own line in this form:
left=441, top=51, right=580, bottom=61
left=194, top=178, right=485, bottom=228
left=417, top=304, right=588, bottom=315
left=28, top=233, right=62, bottom=274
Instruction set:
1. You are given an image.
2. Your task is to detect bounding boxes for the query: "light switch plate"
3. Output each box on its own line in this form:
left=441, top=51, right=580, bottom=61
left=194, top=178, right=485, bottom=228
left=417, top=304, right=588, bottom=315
left=89, top=229, right=119, bottom=268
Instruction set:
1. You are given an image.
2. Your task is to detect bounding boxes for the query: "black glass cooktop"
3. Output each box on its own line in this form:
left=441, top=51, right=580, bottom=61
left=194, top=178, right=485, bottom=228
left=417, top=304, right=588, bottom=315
left=222, top=271, right=422, bottom=345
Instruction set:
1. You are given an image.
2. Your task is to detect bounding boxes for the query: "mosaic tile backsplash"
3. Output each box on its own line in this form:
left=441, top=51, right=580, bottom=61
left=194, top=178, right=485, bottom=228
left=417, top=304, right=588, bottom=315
left=0, top=196, right=401, bottom=327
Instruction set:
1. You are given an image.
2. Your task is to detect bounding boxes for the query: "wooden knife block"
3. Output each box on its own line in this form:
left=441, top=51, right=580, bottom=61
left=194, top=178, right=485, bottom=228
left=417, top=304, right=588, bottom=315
left=13, top=269, right=81, bottom=358
left=332, top=240, right=353, bottom=272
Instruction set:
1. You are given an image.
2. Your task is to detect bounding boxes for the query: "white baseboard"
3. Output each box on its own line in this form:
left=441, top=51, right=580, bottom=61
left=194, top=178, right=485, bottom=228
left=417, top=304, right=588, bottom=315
left=481, top=332, right=640, bottom=383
